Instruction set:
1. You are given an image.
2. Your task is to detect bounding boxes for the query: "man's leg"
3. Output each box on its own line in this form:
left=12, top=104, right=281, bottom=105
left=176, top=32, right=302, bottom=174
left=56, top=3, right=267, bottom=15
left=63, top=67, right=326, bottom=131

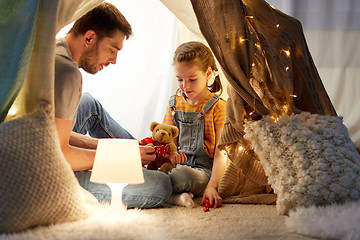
left=123, top=169, right=172, bottom=208
left=73, top=92, right=134, bottom=139
left=75, top=168, right=172, bottom=208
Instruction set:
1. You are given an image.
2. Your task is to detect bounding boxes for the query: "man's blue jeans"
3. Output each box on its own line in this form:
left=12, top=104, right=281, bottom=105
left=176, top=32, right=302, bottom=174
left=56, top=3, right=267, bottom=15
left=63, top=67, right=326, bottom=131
left=72, top=93, right=172, bottom=208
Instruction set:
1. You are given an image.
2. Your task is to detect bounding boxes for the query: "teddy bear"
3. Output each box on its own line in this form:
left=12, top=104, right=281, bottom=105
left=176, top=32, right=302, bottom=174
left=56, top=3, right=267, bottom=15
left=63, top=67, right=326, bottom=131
left=140, top=121, right=179, bottom=174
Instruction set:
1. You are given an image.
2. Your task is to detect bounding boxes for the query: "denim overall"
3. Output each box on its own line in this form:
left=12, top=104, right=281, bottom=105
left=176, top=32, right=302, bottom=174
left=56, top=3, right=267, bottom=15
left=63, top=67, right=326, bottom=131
left=169, top=94, right=220, bottom=170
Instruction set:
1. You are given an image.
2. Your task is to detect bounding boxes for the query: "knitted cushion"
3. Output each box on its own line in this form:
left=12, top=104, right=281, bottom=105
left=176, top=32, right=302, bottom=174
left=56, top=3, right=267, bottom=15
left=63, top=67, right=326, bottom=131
left=243, top=112, right=360, bottom=215
left=0, top=109, right=91, bottom=233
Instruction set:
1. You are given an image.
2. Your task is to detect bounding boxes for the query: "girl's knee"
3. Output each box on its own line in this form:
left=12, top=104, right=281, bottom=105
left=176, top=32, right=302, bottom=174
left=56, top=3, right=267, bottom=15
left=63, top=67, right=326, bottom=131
left=169, top=167, right=209, bottom=195
left=169, top=170, right=191, bottom=193
left=145, top=170, right=172, bottom=198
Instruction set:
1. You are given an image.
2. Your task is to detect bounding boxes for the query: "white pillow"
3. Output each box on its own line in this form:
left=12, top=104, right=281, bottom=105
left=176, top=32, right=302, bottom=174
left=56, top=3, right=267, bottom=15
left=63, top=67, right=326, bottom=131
left=243, top=112, right=360, bottom=215
left=0, top=109, right=92, bottom=233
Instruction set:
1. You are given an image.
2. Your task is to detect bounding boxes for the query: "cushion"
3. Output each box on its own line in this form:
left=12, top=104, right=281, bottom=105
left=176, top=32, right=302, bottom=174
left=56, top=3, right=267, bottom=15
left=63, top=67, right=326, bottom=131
left=0, top=108, right=92, bottom=233
left=243, top=112, right=360, bottom=215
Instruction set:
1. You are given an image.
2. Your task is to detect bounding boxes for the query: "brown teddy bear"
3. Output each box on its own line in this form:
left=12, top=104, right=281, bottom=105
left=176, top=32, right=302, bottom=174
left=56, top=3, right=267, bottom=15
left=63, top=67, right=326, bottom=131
left=140, top=121, right=179, bottom=174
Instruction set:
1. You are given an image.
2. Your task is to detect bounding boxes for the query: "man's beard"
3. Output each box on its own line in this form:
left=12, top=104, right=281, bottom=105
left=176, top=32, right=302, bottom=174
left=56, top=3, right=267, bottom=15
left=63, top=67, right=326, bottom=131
left=79, top=44, right=99, bottom=74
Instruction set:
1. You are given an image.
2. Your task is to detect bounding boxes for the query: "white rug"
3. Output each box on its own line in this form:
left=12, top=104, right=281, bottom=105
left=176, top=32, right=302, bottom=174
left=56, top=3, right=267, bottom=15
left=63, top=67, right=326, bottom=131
left=286, top=200, right=360, bottom=240
left=1, top=199, right=359, bottom=240
left=0, top=199, right=315, bottom=240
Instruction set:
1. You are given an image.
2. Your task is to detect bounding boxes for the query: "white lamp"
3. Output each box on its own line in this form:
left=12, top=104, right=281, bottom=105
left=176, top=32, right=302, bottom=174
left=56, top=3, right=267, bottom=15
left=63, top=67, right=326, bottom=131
left=90, top=139, right=144, bottom=211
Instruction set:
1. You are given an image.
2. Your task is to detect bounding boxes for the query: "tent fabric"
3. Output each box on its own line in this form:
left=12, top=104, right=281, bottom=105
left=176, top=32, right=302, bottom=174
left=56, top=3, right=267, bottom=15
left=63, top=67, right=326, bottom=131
left=2, top=0, right=102, bottom=122
left=0, top=0, right=103, bottom=233
left=0, top=0, right=39, bottom=122
left=189, top=0, right=338, bottom=204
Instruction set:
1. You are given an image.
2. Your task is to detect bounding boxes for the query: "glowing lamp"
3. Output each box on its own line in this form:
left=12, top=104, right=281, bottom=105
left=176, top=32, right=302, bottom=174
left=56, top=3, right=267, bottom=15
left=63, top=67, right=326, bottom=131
left=90, top=139, right=144, bottom=211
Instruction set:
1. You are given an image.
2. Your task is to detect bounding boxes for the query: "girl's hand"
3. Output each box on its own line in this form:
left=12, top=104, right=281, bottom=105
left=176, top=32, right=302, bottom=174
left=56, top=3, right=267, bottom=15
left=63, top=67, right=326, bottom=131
left=202, top=186, right=223, bottom=208
left=168, top=152, right=187, bottom=165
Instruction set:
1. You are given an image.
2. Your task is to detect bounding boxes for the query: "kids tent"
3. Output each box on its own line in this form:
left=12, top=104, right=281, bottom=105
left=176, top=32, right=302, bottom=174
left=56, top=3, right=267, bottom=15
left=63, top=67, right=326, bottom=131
left=1, top=0, right=359, bottom=235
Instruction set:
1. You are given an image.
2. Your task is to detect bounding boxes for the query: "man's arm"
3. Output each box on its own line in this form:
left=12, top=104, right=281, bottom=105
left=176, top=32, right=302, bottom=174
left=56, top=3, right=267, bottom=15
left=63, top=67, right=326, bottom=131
left=55, top=118, right=96, bottom=171
left=70, top=131, right=98, bottom=149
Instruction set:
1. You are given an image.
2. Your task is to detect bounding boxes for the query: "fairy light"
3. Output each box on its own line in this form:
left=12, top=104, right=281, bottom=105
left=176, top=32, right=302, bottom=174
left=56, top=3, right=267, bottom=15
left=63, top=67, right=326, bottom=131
left=282, top=104, right=289, bottom=112
left=269, top=4, right=277, bottom=10
left=238, top=145, right=244, bottom=151
left=281, top=49, right=290, bottom=57
left=252, top=63, right=255, bottom=67
left=246, top=16, right=254, bottom=19
left=269, top=3, right=280, bottom=28
left=249, top=97, right=256, bottom=116
left=271, top=116, right=280, bottom=122
left=285, top=66, right=289, bottom=71
left=290, top=94, right=297, bottom=98
left=240, top=37, right=248, bottom=44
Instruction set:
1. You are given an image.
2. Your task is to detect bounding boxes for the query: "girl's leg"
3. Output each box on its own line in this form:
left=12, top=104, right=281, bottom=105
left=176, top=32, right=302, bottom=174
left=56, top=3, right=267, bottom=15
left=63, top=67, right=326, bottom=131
left=73, top=92, right=134, bottom=139
left=169, top=165, right=211, bottom=197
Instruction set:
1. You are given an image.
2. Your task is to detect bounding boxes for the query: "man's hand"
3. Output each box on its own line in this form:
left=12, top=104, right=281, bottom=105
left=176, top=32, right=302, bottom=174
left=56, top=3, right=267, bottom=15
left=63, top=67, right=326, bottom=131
left=167, top=152, right=187, bottom=165
left=139, top=145, right=156, bottom=165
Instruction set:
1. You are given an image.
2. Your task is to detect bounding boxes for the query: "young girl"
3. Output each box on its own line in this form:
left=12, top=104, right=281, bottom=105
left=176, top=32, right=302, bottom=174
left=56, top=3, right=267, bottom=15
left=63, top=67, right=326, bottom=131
left=163, top=41, right=227, bottom=208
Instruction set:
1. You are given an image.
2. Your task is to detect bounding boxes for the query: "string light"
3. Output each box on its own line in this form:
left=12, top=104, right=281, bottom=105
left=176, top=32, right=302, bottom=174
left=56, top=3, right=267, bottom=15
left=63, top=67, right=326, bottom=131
left=252, top=63, right=255, bottom=67
left=240, top=37, right=248, bottom=44
left=269, top=4, right=277, bottom=10
left=290, top=94, right=297, bottom=98
left=271, top=116, right=280, bottom=122
left=238, top=146, right=244, bottom=151
left=246, top=16, right=254, bottom=19
left=281, top=49, right=291, bottom=57
left=249, top=97, right=256, bottom=116
left=282, top=104, right=289, bottom=112
left=285, top=66, right=289, bottom=71
left=269, top=3, right=280, bottom=28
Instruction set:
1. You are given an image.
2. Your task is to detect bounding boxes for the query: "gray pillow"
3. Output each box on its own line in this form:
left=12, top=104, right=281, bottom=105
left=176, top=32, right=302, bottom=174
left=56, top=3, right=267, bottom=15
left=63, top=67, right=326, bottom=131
left=244, top=112, right=360, bottom=215
left=0, top=108, right=91, bottom=233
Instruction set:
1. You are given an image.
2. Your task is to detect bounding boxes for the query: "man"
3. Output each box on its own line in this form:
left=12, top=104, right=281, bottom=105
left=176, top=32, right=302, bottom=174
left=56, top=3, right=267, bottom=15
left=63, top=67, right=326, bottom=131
left=54, top=2, right=172, bottom=208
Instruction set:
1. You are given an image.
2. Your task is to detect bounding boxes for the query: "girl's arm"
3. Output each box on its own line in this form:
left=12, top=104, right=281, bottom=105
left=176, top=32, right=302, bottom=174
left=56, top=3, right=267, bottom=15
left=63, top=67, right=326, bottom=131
left=202, top=127, right=227, bottom=208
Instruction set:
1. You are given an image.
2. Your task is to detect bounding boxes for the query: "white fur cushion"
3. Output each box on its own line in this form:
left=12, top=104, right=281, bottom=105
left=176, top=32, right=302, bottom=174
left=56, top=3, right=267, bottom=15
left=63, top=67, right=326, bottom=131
left=243, top=112, right=360, bottom=215
left=0, top=109, right=92, bottom=233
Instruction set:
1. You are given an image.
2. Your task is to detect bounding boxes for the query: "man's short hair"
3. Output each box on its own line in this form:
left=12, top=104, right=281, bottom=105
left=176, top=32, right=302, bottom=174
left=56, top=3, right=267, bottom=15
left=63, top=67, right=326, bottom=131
left=68, top=2, right=132, bottom=40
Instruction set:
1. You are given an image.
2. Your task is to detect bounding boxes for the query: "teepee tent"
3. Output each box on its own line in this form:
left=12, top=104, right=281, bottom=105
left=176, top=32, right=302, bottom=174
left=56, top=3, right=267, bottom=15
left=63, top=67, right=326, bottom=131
left=1, top=0, right=359, bottom=234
